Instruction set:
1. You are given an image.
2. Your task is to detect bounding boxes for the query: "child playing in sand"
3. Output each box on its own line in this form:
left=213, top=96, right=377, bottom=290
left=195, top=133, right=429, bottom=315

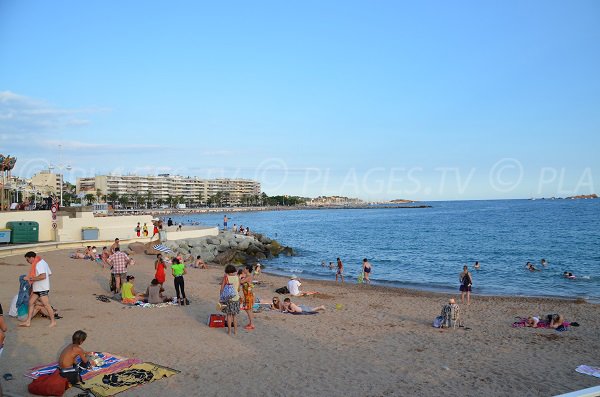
left=58, top=330, right=90, bottom=386
left=193, top=256, right=208, bottom=269
left=253, top=263, right=261, bottom=279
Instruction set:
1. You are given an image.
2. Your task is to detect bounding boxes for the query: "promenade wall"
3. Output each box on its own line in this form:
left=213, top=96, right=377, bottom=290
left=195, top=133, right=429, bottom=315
left=0, top=211, right=218, bottom=247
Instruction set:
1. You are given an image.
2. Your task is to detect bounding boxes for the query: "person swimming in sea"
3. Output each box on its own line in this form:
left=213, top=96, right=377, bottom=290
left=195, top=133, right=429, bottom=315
left=526, top=262, right=539, bottom=272
left=474, top=261, right=480, bottom=270
left=563, top=271, right=575, bottom=279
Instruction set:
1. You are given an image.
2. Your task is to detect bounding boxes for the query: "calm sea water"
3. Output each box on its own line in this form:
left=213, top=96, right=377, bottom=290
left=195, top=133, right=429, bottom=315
left=169, top=200, right=600, bottom=302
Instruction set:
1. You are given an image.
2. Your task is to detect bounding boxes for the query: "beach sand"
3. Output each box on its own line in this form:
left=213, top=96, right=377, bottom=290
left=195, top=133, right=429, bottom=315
left=0, top=249, right=599, bottom=397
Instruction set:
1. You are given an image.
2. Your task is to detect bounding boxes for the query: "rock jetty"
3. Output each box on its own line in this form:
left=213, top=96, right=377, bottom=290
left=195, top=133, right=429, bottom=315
left=129, top=231, right=294, bottom=266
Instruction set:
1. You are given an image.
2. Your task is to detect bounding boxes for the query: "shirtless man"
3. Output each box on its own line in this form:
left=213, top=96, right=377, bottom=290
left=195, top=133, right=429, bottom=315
left=336, top=257, right=344, bottom=283
left=58, top=330, right=90, bottom=386
left=282, top=298, right=325, bottom=313
left=110, top=238, right=120, bottom=254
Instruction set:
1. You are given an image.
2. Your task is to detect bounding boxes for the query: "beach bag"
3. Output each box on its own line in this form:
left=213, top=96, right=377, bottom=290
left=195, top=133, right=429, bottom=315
left=357, top=272, right=364, bottom=284
left=433, top=315, right=444, bottom=328
left=28, top=370, right=69, bottom=396
left=207, top=313, right=226, bottom=328
left=9, top=294, right=18, bottom=317
left=17, top=302, right=29, bottom=321
left=275, top=286, right=289, bottom=295
left=220, top=276, right=236, bottom=302
left=109, top=273, right=116, bottom=293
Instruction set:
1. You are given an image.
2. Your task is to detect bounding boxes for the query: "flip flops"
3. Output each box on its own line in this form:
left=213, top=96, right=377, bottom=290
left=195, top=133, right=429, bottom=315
left=3, top=373, right=13, bottom=381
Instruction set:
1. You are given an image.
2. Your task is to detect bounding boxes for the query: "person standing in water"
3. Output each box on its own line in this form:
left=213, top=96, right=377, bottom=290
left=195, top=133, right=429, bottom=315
left=459, top=265, right=472, bottom=305
left=362, top=258, right=372, bottom=284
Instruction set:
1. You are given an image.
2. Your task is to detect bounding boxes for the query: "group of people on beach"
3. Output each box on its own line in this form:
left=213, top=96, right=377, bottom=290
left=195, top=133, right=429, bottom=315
left=320, top=257, right=372, bottom=284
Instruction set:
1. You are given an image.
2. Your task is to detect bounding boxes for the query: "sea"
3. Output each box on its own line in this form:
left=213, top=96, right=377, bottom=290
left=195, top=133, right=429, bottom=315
left=168, top=199, right=600, bottom=302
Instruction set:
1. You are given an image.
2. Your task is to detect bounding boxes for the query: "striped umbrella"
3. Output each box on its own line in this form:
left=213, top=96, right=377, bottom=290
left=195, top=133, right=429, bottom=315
left=153, top=244, right=173, bottom=254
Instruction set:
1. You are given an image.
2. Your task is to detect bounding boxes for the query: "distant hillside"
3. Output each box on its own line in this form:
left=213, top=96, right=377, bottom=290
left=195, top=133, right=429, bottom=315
left=390, top=199, right=416, bottom=203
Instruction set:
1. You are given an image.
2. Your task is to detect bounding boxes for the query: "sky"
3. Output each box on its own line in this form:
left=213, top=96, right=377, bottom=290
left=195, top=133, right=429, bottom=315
left=1, top=1, right=599, bottom=201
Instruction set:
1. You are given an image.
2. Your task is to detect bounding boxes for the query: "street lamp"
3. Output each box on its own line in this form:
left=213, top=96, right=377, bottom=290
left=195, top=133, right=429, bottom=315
left=49, top=145, right=72, bottom=207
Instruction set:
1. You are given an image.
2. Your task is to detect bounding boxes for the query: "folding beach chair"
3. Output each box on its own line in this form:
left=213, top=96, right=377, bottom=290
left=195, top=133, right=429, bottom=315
left=441, top=304, right=461, bottom=329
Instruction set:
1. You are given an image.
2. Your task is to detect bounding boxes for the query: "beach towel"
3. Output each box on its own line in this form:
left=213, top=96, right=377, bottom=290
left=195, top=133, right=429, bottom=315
left=17, top=275, right=31, bottom=308
left=26, top=353, right=142, bottom=381
left=76, top=362, right=179, bottom=397
left=152, top=244, right=173, bottom=254
left=132, top=300, right=178, bottom=308
left=575, top=365, right=600, bottom=378
left=289, top=311, right=319, bottom=315
left=512, top=317, right=572, bottom=330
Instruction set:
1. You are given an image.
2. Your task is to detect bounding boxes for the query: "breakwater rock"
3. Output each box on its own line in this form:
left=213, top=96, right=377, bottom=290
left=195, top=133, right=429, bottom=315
left=138, top=231, right=294, bottom=266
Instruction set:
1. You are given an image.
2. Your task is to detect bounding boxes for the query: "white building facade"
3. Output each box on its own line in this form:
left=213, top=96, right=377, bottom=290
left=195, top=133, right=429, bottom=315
left=76, top=174, right=261, bottom=207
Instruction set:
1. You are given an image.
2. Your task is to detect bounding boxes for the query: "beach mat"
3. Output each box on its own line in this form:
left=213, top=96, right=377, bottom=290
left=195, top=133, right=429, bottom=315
left=575, top=365, right=600, bottom=378
left=290, top=311, right=319, bottom=315
left=26, top=352, right=142, bottom=381
left=77, top=362, right=179, bottom=397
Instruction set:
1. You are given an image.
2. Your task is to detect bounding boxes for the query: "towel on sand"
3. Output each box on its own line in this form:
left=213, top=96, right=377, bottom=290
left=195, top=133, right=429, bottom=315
left=26, top=352, right=142, bottom=381
left=76, top=362, right=179, bottom=397
left=575, top=365, right=600, bottom=378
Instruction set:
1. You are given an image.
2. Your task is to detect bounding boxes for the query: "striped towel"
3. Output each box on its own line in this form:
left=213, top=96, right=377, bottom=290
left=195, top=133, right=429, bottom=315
left=26, top=352, right=142, bottom=380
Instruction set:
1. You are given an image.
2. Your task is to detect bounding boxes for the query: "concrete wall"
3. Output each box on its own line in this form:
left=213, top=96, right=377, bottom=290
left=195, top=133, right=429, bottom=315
left=0, top=210, right=54, bottom=241
left=0, top=211, right=218, bottom=243
left=56, top=212, right=155, bottom=241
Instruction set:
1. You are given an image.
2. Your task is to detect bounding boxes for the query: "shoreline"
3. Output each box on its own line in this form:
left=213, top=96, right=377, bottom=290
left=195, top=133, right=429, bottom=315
left=263, top=269, right=597, bottom=305
left=109, top=204, right=432, bottom=216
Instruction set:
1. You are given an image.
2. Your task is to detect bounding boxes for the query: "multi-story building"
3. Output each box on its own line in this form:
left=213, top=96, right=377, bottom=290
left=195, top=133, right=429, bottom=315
left=76, top=174, right=261, bottom=207
left=30, top=171, right=62, bottom=195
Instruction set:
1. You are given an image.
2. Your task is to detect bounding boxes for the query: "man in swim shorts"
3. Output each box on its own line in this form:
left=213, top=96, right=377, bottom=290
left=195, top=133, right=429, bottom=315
left=19, top=251, right=56, bottom=328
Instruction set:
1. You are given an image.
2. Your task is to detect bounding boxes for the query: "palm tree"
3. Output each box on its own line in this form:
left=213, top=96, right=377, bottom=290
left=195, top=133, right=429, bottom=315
left=130, top=193, right=141, bottom=209
left=84, top=193, right=96, bottom=205
left=118, top=195, right=129, bottom=209
left=146, top=191, right=154, bottom=209
left=96, top=189, right=103, bottom=203
left=108, top=192, right=119, bottom=207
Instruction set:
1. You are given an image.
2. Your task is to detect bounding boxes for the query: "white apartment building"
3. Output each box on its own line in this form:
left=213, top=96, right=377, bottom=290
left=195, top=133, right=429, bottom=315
left=76, top=174, right=261, bottom=206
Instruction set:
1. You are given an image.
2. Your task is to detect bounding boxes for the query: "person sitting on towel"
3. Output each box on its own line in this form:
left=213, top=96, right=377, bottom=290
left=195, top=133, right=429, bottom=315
left=145, top=279, right=171, bottom=304
left=282, top=298, right=325, bottom=313
left=58, top=330, right=90, bottom=386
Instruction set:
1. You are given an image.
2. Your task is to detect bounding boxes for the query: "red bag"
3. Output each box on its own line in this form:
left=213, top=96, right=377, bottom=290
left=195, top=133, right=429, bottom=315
left=28, top=369, right=69, bottom=396
left=208, top=313, right=225, bottom=328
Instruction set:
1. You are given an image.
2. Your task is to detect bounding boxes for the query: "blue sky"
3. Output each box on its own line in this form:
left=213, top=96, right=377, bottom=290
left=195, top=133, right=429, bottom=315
left=1, top=1, right=599, bottom=200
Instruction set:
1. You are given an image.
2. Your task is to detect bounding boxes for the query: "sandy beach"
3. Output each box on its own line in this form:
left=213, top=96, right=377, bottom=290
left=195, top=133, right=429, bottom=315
left=0, top=248, right=599, bottom=397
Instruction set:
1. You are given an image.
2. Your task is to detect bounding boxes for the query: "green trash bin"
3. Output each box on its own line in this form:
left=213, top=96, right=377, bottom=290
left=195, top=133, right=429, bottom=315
left=6, top=221, right=39, bottom=244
